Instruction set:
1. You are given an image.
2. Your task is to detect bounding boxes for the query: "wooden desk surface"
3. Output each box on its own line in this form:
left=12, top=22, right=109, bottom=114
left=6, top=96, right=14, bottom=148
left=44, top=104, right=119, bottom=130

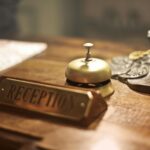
left=0, top=37, right=150, bottom=150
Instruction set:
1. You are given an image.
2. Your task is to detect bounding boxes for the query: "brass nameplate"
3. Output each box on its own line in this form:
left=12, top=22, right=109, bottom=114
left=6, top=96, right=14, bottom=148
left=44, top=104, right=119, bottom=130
left=0, top=77, right=107, bottom=123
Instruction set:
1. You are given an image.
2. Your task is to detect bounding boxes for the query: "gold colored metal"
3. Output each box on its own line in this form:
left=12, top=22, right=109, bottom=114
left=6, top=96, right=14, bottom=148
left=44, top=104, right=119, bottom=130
left=65, top=58, right=111, bottom=83
left=129, top=49, right=150, bottom=60
left=65, top=42, right=113, bottom=97
left=0, top=76, right=107, bottom=123
left=143, top=49, right=150, bottom=55
left=129, top=50, right=145, bottom=60
left=95, top=81, right=114, bottom=98
left=83, top=43, right=93, bottom=61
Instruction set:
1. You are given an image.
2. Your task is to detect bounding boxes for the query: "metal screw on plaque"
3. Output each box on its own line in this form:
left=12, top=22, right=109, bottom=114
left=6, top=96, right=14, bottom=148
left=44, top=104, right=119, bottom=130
left=80, top=102, right=86, bottom=108
left=83, top=43, right=93, bottom=61
left=1, top=88, right=4, bottom=91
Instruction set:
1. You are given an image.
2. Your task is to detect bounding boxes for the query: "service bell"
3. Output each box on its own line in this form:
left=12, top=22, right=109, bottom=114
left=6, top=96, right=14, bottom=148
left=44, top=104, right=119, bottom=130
left=65, top=43, right=114, bottom=97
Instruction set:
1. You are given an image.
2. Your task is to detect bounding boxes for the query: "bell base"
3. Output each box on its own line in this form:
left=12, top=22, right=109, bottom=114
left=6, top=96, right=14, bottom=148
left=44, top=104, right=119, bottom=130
left=66, top=79, right=114, bottom=98
left=95, top=81, right=114, bottom=98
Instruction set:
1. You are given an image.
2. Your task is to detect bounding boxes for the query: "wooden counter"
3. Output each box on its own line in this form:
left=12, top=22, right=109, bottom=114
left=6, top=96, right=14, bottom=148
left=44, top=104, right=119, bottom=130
left=0, top=37, right=150, bottom=150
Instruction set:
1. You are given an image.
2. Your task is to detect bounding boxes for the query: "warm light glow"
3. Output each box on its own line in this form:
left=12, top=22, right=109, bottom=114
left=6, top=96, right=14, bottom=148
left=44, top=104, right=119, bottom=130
left=93, top=136, right=121, bottom=150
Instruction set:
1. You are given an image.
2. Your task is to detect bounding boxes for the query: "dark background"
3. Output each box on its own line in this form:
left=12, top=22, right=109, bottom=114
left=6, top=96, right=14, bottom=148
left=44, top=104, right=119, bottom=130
left=0, top=0, right=150, bottom=41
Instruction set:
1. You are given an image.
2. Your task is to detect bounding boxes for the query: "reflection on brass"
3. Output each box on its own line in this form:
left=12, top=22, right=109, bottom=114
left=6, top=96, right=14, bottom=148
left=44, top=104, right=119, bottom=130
left=65, top=43, right=114, bottom=97
left=65, top=58, right=112, bottom=84
left=95, top=81, right=114, bottom=98
left=129, top=49, right=150, bottom=60
left=129, top=50, right=145, bottom=60
left=0, top=76, right=107, bottom=123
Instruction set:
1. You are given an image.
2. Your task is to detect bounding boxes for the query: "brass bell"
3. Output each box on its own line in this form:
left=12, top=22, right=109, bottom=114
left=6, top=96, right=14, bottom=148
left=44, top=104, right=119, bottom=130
left=65, top=43, right=114, bottom=97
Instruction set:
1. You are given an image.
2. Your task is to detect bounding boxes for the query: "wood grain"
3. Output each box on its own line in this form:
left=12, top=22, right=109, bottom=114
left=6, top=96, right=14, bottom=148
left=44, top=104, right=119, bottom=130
left=0, top=37, right=150, bottom=150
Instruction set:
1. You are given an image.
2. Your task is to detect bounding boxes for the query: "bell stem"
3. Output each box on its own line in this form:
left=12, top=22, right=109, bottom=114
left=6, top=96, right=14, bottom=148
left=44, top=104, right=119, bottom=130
left=83, top=43, right=93, bottom=62
left=85, top=47, right=91, bottom=61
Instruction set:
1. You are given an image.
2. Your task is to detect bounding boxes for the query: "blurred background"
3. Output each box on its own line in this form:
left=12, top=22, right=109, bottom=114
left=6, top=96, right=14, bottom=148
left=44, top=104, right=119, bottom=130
left=0, top=0, right=150, bottom=41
